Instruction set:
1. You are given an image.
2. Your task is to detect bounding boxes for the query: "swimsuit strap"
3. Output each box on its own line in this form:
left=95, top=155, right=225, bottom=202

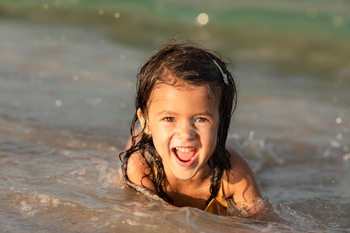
left=204, top=175, right=227, bottom=214
left=215, top=178, right=227, bottom=207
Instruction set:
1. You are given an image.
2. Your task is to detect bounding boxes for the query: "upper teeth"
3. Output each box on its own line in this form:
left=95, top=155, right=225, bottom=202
left=176, top=148, right=194, bottom=152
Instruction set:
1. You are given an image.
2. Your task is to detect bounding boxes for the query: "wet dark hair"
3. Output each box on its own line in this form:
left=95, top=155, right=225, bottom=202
left=120, top=39, right=238, bottom=204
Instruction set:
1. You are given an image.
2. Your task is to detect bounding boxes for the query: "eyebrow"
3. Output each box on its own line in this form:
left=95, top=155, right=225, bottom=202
left=156, top=110, right=214, bottom=118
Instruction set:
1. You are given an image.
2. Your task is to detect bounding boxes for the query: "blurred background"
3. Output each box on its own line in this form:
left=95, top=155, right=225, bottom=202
left=0, top=0, right=349, bottom=232
left=1, top=0, right=349, bottom=134
left=1, top=0, right=349, bottom=75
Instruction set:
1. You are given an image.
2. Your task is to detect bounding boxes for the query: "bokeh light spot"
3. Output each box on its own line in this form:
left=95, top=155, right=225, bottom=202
left=197, top=13, right=209, bottom=26
left=332, top=15, right=343, bottom=27
left=307, top=8, right=317, bottom=18
left=336, top=117, right=342, bottom=124
left=55, top=100, right=62, bottom=107
left=332, top=96, right=339, bottom=103
left=336, top=133, right=342, bottom=140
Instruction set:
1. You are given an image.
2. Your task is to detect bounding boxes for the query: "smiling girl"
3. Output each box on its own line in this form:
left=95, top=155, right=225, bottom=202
left=120, top=40, right=281, bottom=221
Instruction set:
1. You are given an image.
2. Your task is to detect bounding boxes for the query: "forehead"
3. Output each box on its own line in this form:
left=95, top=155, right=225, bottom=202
left=150, top=81, right=214, bottom=99
left=147, top=82, right=219, bottom=114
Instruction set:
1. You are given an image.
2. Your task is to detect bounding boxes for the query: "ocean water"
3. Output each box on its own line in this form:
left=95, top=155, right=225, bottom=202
left=0, top=1, right=349, bottom=232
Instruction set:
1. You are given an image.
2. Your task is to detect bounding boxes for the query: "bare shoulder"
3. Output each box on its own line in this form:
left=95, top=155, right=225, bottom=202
left=223, top=147, right=285, bottom=222
left=223, top=146, right=262, bottom=202
left=126, top=151, right=157, bottom=193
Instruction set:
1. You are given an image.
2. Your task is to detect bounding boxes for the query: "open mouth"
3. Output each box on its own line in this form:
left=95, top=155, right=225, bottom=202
left=172, top=147, right=198, bottom=166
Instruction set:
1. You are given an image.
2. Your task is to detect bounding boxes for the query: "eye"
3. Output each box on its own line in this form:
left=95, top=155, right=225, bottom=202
left=195, top=117, right=206, bottom=123
left=164, top=117, right=175, bottom=122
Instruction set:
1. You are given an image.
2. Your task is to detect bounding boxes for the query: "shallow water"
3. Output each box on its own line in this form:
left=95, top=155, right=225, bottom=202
left=1, top=2, right=350, bottom=232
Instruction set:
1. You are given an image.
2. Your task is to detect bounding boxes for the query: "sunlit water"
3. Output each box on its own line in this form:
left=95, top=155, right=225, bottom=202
left=0, top=8, right=350, bottom=233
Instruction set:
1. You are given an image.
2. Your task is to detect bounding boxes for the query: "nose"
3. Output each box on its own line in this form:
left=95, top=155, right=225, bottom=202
left=176, top=122, right=195, bottom=140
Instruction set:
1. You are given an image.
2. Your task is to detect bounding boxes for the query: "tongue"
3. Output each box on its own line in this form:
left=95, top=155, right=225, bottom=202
left=175, top=150, right=196, bottom=162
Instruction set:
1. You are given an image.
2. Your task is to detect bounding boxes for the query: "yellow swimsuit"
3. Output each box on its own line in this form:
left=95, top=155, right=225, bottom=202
left=156, top=170, right=227, bottom=215
left=204, top=180, right=227, bottom=214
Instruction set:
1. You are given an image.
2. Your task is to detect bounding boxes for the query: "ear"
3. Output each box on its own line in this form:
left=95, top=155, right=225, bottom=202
left=137, top=109, right=151, bottom=135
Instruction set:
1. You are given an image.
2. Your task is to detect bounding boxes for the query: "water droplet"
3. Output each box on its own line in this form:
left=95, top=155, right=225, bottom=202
left=98, top=10, right=104, bottom=15
left=39, top=194, right=50, bottom=204
left=78, top=169, right=86, bottom=175
left=114, top=12, right=120, bottom=18
left=52, top=198, right=60, bottom=207
left=27, top=211, right=37, bottom=215
left=43, top=4, right=49, bottom=10
left=73, top=75, right=79, bottom=81
left=22, top=205, right=32, bottom=211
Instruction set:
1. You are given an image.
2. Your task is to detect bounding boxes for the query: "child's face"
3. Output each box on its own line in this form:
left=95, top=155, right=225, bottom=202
left=142, top=81, right=220, bottom=181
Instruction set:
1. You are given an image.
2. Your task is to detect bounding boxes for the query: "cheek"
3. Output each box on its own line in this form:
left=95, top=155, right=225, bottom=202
left=151, top=126, right=173, bottom=153
left=206, top=124, right=219, bottom=147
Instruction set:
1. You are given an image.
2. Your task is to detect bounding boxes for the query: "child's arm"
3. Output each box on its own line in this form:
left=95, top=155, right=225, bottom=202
left=125, top=151, right=158, bottom=194
left=225, top=147, right=283, bottom=222
left=124, top=123, right=158, bottom=194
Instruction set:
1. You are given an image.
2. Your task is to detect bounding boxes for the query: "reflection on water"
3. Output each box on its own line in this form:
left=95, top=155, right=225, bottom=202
left=0, top=1, right=349, bottom=232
